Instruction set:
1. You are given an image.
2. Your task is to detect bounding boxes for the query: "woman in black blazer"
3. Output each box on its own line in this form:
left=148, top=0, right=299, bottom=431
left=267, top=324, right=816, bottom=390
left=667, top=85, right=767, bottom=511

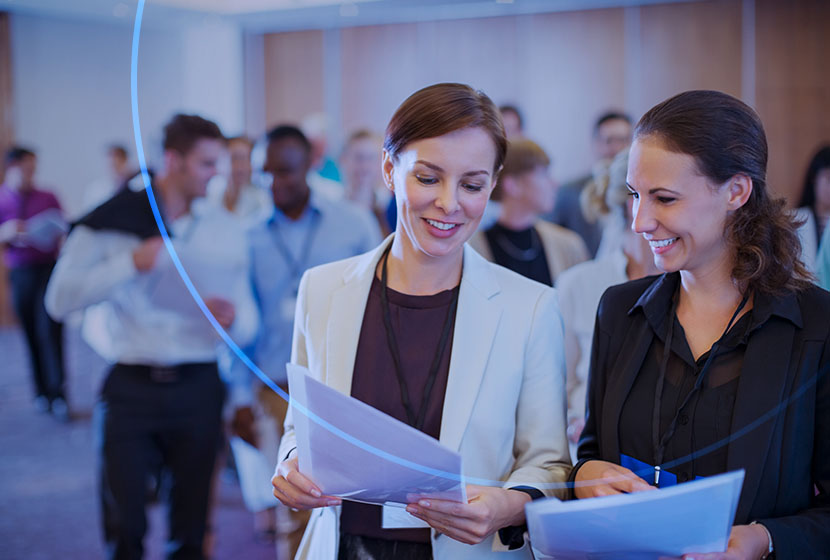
left=571, top=90, right=829, bottom=560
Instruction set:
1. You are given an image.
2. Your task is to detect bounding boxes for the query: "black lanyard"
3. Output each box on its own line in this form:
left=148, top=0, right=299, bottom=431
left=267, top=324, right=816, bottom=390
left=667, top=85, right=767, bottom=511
left=651, top=288, right=749, bottom=486
left=378, top=245, right=459, bottom=431
left=270, top=211, right=321, bottom=285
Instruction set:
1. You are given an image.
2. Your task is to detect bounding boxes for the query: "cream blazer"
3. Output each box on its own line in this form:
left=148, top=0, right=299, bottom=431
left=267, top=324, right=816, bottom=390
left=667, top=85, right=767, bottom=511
left=278, top=236, right=571, bottom=559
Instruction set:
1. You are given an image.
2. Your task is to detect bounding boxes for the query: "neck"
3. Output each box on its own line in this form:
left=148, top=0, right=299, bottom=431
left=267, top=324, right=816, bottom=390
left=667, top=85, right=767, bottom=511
left=156, top=174, right=190, bottom=221
left=223, top=181, right=241, bottom=213
left=678, top=253, right=743, bottom=311
left=497, top=201, right=537, bottom=231
left=278, top=188, right=310, bottom=221
left=384, top=233, right=463, bottom=295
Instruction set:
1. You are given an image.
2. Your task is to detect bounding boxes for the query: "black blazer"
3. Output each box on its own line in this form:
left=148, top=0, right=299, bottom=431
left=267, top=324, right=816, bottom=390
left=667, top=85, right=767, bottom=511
left=576, top=273, right=830, bottom=560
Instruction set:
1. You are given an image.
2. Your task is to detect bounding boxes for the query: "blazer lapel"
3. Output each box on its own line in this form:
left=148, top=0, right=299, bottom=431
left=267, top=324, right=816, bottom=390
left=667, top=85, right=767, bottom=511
left=601, top=319, right=654, bottom=461
left=439, top=245, right=502, bottom=452
left=324, top=237, right=391, bottom=395
left=728, top=317, right=794, bottom=521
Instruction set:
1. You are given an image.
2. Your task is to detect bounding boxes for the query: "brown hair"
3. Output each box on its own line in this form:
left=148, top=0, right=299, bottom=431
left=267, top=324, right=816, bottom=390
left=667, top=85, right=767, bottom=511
left=163, top=114, right=224, bottom=155
left=384, top=83, right=507, bottom=174
left=492, top=139, right=550, bottom=201
left=635, top=90, right=812, bottom=296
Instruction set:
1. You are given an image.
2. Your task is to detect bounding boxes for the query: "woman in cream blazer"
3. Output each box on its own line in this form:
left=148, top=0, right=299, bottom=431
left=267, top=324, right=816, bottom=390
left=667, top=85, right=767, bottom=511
left=272, top=83, right=570, bottom=560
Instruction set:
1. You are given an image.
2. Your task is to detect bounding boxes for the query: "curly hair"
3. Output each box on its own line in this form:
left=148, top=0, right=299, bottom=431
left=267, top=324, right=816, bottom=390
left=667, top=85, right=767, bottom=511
left=635, top=90, right=812, bottom=296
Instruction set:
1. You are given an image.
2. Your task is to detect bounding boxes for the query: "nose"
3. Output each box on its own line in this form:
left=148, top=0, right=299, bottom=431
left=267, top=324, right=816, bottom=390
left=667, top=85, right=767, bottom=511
left=434, top=183, right=460, bottom=215
left=631, top=198, right=656, bottom=234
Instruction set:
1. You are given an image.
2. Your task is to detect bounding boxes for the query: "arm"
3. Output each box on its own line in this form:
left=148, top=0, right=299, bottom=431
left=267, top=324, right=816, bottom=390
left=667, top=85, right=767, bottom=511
left=44, top=226, right=142, bottom=320
left=271, top=269, right=341, bottom=510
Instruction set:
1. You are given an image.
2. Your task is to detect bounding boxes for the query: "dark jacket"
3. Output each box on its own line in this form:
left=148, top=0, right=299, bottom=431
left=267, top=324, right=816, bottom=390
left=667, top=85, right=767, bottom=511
left=576, top=273, right=830, bottom=559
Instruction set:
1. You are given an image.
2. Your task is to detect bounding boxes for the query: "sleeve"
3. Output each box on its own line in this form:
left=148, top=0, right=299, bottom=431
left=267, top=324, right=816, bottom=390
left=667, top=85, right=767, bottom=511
left=44, top=225, right=138, bottom=320
left=556, top=273, right=585, bottom=424
left=224, top=253, right=262, bottom=410
left=756, top=331, right=830, bottom=559
left=226, top=238, right=260, bottom=349
left=503, top=287, right=572, bottom=500
left=568, top=292, right=613, bottom=496
left=277, top=268, right=312, bottom=466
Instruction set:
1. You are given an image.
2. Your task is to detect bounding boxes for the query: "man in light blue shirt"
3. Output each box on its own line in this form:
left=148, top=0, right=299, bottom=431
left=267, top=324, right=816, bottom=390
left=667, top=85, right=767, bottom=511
left=227, top=125, right=380, bottom=554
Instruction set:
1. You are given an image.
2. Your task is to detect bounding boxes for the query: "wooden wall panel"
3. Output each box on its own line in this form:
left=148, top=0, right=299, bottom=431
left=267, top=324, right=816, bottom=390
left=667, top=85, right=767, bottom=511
left=518, top=8, right=627, bottom=181
left=0, top=12, right=15, bottom=326
left=263, top=30, right=325, bottom=128
left=637, top=0, right=743, bottom=118
left=755, top=0, right=830, bottom=203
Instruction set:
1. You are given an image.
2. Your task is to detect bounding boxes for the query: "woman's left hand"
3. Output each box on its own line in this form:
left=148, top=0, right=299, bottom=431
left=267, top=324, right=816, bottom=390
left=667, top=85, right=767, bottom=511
left=405, top=484, right=531, bottom=545
left=659, top=524, right=770, bottom=560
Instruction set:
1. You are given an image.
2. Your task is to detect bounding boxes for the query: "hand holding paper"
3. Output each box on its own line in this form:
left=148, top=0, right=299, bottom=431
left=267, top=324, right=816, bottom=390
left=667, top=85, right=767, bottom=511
left=272, top=456, right=342, bottom=510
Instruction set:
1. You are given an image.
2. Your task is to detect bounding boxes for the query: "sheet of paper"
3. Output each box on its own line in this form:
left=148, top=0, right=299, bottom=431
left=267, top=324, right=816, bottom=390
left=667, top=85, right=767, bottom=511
left=22, top=208, right=67, bottom=251
left=526, top=470, right=744, bottom=560
left=146, top=241, right=238, bottom=317
left=228, top=436, right=280, bottom=512
left=286, top=363, right=467, bottom=509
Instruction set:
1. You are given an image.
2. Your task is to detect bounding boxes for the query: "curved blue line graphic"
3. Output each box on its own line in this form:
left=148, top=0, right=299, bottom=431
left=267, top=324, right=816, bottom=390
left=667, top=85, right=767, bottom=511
left=129, top=0, right=826, bottom=494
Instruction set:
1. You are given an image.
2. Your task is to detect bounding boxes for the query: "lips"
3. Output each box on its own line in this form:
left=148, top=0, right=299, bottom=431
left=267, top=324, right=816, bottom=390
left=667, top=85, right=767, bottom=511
left=425, top=218, right=459, bottom=231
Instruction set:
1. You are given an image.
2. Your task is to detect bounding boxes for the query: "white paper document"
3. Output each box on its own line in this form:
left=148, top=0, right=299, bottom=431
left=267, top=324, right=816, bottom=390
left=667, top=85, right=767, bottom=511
left=21, top=208, right=68, bottom=250
left=146, top=241, right=237, bottom=317
left=286, top=364, right=467, bottom=511
left=526, top=469, right=745, bottom=560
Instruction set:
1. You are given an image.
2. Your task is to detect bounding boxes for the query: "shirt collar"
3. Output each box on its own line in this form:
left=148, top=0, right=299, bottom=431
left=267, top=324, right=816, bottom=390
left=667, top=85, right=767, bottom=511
left=630, top=271, right=803, bottom=335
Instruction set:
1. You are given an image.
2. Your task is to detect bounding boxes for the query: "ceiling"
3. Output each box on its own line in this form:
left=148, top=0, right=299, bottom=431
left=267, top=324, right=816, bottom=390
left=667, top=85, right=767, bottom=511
left=0, top=0, right=694, bottom=31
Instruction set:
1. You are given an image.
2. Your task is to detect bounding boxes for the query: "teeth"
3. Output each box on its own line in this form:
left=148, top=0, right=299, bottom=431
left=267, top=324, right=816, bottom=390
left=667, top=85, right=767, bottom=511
left=649, top=238, right=677, bottom=248
left=426, top=219, right=458, bottom=231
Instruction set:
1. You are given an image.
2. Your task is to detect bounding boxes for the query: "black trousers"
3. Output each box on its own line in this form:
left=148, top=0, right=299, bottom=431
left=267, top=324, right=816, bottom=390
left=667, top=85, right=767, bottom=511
left=97, top=362, right=226, bottom=560
left=338, top=533, right=433, bottom=560
left=9, top=262, right=65, bottom=401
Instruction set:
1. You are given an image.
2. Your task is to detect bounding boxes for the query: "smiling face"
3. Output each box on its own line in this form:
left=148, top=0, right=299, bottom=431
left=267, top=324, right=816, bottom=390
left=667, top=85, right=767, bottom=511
left=627, top=135, right=748, bottom=278
left=384, top=126, right=498, bottom=263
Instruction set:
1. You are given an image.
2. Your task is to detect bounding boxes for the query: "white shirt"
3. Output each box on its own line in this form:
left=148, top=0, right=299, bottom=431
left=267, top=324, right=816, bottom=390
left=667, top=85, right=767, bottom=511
left=45, top=198, right=258, bottom=366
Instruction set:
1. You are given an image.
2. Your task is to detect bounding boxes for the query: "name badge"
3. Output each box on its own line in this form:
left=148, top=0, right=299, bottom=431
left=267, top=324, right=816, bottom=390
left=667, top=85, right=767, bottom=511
left=381, top=503, right=430, bottom=529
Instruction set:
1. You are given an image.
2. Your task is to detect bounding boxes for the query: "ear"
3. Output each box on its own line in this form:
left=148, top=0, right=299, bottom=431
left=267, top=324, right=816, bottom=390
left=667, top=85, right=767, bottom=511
left=381, top=149, right=395, bottom=193
left=164, top=149, right=182, bottom=175
left=726, top=173, right=753, bottom=211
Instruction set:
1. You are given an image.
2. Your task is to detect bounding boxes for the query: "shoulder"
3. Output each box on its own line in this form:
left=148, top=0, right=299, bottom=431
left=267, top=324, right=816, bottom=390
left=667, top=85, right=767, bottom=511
left=793, top=284, right=830, bottom=336
left=473, top=250, right=558, bottom=312
left=536, top=221, right=589, bottom=249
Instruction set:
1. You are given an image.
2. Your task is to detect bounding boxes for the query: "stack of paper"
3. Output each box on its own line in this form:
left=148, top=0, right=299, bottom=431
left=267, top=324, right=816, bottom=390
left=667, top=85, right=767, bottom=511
left=526, top=470, right=744, bottom=559
left=286, top=363, right=466, bottom=509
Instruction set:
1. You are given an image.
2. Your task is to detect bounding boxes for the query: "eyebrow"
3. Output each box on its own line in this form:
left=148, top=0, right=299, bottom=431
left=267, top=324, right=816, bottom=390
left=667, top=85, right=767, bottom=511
left=415, top=160, right=490, bottom=177
left=626, top=182, right=680, bottom=195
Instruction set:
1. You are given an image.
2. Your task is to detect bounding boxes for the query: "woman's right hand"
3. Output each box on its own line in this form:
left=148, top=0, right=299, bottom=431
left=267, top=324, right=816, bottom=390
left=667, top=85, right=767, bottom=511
left=271, top=457, right=342, bottom=510
left=573, top=460, right=655, bottom=499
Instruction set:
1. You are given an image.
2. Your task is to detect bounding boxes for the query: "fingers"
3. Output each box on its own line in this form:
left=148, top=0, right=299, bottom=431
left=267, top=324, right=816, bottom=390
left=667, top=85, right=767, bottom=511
left=271, top=459, right=340, bottom=510
left=406, top=497, right=492, bottom=545
left=574, top=460, right=654, bottom=499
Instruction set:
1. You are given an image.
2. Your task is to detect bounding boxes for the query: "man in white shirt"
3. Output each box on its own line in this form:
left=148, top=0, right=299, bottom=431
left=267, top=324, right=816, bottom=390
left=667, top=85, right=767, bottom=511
left=46, top=114, right=257, bottom=560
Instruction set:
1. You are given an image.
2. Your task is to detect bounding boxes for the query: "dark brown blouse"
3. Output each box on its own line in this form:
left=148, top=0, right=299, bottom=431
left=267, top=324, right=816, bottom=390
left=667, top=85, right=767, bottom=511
left=339, top=276, right=458, bottom=543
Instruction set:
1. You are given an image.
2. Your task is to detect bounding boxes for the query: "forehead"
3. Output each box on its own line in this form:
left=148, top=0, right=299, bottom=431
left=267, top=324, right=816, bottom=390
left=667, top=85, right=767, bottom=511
left=597, top=118, right=631, bottom=138
left=398, top=127, right=497, bottom=171
left=186, top=138, right=224, bottom=159
left=266, top=138, right=309, bottom=163
left=627, top=136, right=701, bottom=185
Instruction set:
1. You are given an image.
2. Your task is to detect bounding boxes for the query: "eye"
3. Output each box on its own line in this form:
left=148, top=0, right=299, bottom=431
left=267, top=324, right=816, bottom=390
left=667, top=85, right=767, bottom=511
left=656, top=196, right=676, bottom=204
left=627, top=190, right=639, bottom=199
left=462, top=183, right=485, bottom=192
left=416, top=175, right=438, bottom=185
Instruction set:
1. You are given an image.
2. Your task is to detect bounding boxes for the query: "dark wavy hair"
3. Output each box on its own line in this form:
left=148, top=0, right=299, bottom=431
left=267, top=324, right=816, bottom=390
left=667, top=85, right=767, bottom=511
left=635, top=90, right=812, bottom=296
left=384, top=83, right=507, bottom=174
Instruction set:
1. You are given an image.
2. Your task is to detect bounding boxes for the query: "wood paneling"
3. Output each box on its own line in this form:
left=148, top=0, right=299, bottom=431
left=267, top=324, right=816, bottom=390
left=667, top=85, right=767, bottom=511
left=755, top=0, right=830, bottom=203
left=0, top=12, right=15, bottom=326
left=263, top=30, right=325, bottom=128
left=637, top=0, right=743, bottom=117
left=260, top=0, right=829, bottom=203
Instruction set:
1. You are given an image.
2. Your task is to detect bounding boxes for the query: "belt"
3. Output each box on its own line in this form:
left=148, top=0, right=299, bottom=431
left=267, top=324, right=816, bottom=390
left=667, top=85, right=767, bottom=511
left=114, top=362, right=216, bottom=383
